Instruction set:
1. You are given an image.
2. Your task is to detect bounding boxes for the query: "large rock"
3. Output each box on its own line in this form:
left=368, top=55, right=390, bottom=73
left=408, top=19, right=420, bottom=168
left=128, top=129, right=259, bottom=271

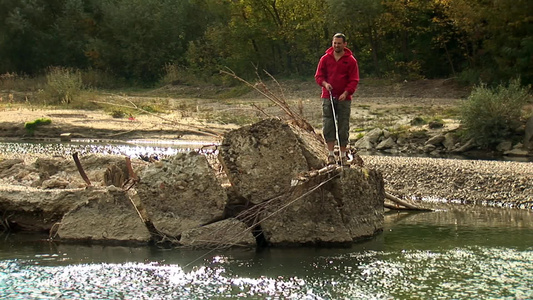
left=0, top=185, right=91, bottom=231
left=180, top=218, right=256, bottom=248
left=354, top=137, right=374, bottom=150
left=332, top=168, right=385, bottom=238
left=376, top=137, right=397, bottom=150
left=0, top=155, right=148, bottom=231
left=135, top=152, right=227, bottom=237
left=259, top=168, right=384, bottom=246
left=287, top=122, right=329, bottom=169
left=365, top=128, right=384, bottom=144
left=218, top=119, right=316, bottom=204
left=56, top=186, right=151, bottom=243
left=259, top=183, right=353, bottom=246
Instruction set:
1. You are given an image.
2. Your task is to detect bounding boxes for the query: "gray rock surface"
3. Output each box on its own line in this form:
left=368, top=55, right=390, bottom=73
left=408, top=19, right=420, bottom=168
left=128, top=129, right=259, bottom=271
left=180, top=218, right=256, bottom=248
left=136, top=152, right=227, bottom=237
left=0, top=185, right=89, bottom=231
left=57, top=186, right=151, bottom=243
left=218, top=119, right=311, bottom=204
left=376, top=137, right=397, bottom=150
left=259, top=168, right=384, bottom=246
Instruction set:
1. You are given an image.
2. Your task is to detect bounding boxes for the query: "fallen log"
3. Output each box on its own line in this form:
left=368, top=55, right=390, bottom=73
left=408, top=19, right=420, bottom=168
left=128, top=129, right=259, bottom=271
left=385, top=192, right=433, bottom=211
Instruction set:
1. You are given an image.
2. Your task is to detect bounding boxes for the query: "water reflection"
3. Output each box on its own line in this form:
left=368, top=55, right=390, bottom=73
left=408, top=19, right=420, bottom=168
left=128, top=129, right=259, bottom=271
left=1, top=205, right=532, bottom=299
left=0, top=139, right=218, bottom=159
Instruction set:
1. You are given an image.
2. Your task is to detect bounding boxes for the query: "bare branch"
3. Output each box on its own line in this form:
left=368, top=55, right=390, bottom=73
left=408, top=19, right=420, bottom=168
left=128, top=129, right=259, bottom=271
left=90, top=98, right=224, bottom=138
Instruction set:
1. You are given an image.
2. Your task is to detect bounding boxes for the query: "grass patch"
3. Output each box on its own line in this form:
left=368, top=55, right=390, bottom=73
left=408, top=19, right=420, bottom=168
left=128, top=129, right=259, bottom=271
left=24, top=118, right=52, bottom=135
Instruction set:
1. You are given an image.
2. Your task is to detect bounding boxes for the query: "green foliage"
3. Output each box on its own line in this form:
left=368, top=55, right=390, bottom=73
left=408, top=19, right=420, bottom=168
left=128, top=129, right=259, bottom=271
left=43, top=67, right=83, bottom=104
left=410, top=116, right=427, bottom=126
left=87, top=0, right=193, bottom=83
left=460, top=79, right=530, bottom=148
left=24, top=118, right=51, bottom=135
left=0, top=0, right=531, bottom=85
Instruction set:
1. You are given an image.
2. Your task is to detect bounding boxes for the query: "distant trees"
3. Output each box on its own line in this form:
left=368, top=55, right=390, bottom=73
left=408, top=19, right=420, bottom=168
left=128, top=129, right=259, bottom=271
left=0, top=0, right=531, bottom=85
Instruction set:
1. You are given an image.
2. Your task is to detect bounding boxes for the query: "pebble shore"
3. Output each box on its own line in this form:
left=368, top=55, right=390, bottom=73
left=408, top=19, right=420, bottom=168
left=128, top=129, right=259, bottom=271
left=1, top=147, right=532, bottom=209
left=363, top=155, right=533, bottom=209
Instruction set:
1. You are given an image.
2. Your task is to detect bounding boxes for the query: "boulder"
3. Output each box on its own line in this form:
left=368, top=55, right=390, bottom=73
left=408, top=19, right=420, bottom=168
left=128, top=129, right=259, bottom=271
left=496, top=140, right=513, bottom=152
left=218, top=119, right=312, bottom=204
left=354, top=138, right=374, bottom=150
left=376, top=137, right=397, bottom=150
left=0, top=185, right=91, bottom=231
left=217, top=118, right=385, bottom=246
left=425, top=134, right=445, bottom=146
left=135, top=152, right=227, bottom=237
left=504, top=147, right=529, bottom=157
left=259, top=183, right=353, bottom=246
left=287, top=122, right=329, bottom=169
left=0, top=155, right=148, bottom=231
left=452, top=138, right=475, bottom=153
left=365, top=128, right=383, bottom=144
left=334, top=168, right=384, bottom=239
left=180, top=218, right=256, bottom=248
left=0, top=159, right=29, bottom=178
left=56, top=186, right=151, bottom=243
left=443, top=132, right=455, bottom=151
left=259, top=168, right=384, bottom=246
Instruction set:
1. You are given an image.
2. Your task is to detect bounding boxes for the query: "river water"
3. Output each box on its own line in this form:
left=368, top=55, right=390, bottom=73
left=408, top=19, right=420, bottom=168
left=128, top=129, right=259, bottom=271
left=1, top=207, right=532, bottom=299
left=1, top=140, right=532, bottom=299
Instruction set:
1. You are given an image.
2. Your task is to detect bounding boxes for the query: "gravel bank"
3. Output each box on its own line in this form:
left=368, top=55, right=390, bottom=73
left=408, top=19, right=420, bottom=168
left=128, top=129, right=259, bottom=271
left=1, top=142, right=531, bottom=210
left=363, top=155, right=533, bottom=209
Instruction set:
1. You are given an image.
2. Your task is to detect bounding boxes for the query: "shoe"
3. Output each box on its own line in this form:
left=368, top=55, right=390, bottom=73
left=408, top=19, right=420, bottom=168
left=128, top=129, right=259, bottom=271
left=339, top=155, right=349, bottom=167
left=327, top=155, right=336, bottom=165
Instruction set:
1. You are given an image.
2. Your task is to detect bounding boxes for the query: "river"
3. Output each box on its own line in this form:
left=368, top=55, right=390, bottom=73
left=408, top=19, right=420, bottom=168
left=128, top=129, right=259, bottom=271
left=0, top=140, right=532, bottom=299
left=1, top=206, right=532, bottom=299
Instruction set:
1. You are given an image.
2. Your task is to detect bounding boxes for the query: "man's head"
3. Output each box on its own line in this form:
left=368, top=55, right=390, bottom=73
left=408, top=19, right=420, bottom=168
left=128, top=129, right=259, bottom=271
left=332, top=33, right=347, bottom=53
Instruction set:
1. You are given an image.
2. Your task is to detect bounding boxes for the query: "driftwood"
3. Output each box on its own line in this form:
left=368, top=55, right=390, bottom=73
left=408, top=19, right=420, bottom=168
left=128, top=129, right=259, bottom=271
left=72, top=152, right=92, bottom=186
left=385, top=192, right=433, bottom=211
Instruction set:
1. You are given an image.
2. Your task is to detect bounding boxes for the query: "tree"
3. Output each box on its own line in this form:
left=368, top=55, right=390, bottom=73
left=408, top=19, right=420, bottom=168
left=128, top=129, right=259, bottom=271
left=87, top=0, right=191, bottom=82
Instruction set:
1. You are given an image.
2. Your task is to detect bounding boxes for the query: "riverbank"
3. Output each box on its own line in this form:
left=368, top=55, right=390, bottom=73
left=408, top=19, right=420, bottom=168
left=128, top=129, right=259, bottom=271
left=1, top=79, right=531, bottom=209
left=363, top=155, right=532, bottom=209
left=1, top=144, right=531, bottom=210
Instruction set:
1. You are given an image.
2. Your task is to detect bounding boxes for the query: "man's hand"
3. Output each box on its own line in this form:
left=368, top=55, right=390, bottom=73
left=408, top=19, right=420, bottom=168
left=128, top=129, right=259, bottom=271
left=338, top=91, right=348, bottom=101
left=322, top=81, right=333, bottom=91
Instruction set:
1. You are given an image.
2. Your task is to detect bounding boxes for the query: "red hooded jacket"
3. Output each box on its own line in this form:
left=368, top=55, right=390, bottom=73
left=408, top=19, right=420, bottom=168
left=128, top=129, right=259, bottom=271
left=315, top=47, right=359, bottom=100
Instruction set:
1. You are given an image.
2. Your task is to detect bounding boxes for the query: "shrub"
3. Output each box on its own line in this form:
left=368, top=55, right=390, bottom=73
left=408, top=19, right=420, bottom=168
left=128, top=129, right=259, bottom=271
left=43, top=67, right=83, bottom=104
left=0, top=73, right=45, bottom=92
left=410, top=116, right=427, bottom=126
left=24, top=118, right=52, bottom=135
left=460, top=78, right=530, bottom=148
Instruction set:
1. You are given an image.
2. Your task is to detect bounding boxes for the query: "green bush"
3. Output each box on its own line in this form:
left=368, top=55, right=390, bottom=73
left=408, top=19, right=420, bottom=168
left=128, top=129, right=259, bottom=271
left=460, top=79, right=530, bottom=148
left=43, top=67, right=83, bottom=104
left=24, top=118, right=52, bottom=135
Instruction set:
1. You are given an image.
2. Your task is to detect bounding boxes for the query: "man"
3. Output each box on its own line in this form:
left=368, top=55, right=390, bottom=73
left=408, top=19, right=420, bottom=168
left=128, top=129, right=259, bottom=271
left=315, top=33, right=359, bottom=165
